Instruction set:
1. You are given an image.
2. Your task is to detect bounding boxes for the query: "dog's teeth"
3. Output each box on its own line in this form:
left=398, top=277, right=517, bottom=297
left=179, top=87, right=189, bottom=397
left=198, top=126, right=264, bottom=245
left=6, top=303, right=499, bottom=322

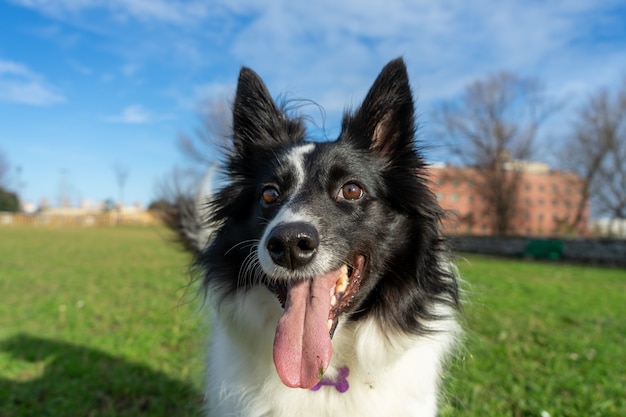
left=331, top=295, right=337, bottom=307
left=327, top=319, right=333, bottom=332
left=335, top=266, right=349, bottom=294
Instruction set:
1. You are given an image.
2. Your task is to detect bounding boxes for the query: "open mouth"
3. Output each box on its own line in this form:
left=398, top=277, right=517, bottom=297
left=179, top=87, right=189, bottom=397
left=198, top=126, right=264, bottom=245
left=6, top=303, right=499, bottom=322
left=272, top=254, right=366, bottom=337
left=270, top=254, right=366, bottom=389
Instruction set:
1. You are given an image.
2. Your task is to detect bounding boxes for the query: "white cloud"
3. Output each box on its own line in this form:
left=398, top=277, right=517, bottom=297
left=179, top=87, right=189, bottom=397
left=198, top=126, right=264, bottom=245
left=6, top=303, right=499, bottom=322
left=0, top=59, right=66, bottom=106
left=115, top=0, right=210, bottom=24
left=214, top=0, right=626, bottom=112
left=106, top=105, right=151, bottom=124
left=11, top=0, right=625, bottom=124
left=9, top=0, right=211, bottom=24
left=121, top=63, right=140, bottom=77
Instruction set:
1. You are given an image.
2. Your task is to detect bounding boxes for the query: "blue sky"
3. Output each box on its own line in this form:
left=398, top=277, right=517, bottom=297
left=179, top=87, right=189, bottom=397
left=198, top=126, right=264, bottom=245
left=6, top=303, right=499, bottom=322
left=1, top=0, right=625, bottom=208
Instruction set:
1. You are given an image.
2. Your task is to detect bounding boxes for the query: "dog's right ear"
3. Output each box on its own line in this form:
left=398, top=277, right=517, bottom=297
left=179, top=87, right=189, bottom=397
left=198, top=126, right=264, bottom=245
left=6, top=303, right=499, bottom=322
left=232, top=67, right=305, bottom=156
left=340, top=58, right=416, bottom=161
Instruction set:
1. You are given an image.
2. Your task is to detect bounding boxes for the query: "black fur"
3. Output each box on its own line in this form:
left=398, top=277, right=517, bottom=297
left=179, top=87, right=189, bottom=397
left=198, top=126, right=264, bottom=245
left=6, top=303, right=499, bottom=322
left=189, top=57, right=460, bottom=339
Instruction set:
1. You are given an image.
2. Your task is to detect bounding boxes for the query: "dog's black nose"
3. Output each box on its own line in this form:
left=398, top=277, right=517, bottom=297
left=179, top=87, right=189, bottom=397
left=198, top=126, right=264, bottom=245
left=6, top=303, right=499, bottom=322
left=266, top=222, right=319, bottom=270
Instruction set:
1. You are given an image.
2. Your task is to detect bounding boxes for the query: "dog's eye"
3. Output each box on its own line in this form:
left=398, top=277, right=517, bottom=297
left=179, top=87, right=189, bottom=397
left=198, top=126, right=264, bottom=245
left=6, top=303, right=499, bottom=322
left=339, top=183, right=364, bottom=201
left=261, top=186, right=280, bottom=205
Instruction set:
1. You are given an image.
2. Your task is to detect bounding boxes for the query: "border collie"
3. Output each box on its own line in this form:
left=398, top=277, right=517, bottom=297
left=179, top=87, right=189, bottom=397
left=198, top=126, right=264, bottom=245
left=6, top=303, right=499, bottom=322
left=171, top=58, right=460, bottom=417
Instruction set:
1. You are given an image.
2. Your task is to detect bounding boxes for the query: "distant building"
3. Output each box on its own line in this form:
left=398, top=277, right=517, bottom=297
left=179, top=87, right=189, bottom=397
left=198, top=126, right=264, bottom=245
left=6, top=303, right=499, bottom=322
left=428, top=162, right=588, bottom=236
left=21, top=201, right=37, bottom=214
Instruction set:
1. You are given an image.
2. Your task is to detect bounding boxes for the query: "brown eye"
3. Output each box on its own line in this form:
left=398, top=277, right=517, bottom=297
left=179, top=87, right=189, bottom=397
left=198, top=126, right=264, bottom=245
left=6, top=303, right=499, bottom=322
left=340, top=183, right=363, bottom=201
left=261, top=186, right=280, bottom=205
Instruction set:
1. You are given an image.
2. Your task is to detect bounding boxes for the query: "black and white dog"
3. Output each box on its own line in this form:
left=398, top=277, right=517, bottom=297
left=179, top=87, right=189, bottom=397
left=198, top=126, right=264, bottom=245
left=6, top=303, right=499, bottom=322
left=173, top=58, right=460, bottom=416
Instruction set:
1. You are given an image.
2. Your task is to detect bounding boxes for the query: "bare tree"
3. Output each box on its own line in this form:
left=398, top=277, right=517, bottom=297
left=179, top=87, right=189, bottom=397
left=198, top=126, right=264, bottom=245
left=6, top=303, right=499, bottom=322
left=432, top=72, right=557, bottom=235
left=0, top=148, right=20, bottom=212
left=0, top=147, right=10, bottom=189
left=153, top=95, right=232, bottom=251
left=179, top=95, right=233, bottom=166
left=113, top=163, right=130, bottom=207
left=562, top=79, right=626, bottom=232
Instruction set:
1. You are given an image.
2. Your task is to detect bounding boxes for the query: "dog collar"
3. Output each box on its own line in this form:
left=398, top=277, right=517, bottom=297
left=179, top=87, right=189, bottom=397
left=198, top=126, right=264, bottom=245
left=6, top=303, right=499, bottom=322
left=310, top=366, right=349, bottom=393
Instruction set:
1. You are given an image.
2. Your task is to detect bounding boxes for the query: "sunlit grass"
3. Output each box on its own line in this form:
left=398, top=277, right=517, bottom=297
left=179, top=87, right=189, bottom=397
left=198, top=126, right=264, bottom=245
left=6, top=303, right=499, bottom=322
left=1, top=227, right=623, bottom=416
left=442, top=255, right=626, bottom=417
left=0, top=226, right=204, bottom=417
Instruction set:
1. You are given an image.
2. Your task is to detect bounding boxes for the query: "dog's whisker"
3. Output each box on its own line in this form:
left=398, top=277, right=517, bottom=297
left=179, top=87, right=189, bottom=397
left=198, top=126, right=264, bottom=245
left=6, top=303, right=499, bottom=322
left=236, top=244, right=267, bottom=291
left=162, top=58, right=461, bottom=416
left=225, top=239, right=259, bottom=256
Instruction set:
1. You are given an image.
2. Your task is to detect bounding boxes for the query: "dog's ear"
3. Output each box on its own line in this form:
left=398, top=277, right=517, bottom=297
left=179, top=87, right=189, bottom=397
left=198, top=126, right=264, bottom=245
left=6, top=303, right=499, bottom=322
left=232, top=67, right=305, bottom=155
left=341, top=58, right=415, bottom=158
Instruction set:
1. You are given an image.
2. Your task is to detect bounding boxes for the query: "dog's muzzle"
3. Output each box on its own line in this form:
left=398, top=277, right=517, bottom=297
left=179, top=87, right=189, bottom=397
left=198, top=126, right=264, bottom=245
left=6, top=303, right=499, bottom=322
left=266, top=222, right=319, bottom=270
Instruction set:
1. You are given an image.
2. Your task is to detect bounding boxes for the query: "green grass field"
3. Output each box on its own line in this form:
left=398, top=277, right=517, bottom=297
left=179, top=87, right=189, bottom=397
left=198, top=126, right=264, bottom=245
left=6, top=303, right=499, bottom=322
left=1, top=227, right=624, bottom=416
left=443, top=255, right=626, bottom=417
left=0, top=227, right=205, bottom=417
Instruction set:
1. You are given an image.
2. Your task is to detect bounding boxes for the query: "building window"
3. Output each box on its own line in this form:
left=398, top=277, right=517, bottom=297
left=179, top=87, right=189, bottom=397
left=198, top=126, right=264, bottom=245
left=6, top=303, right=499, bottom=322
left=436, top=193, right=444, bottom=201
left=451, top=194, right=459, bottom=202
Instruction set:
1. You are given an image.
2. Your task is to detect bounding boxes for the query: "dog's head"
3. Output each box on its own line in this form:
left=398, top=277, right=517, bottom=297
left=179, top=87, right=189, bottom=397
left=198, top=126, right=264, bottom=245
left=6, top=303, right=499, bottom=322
left=200, top=58, right=456, bottom=388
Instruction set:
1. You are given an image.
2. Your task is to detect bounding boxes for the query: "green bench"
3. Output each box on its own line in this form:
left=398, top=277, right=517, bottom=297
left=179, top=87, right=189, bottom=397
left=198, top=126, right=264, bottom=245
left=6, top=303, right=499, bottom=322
left=521, top=239, right=563, bottom=260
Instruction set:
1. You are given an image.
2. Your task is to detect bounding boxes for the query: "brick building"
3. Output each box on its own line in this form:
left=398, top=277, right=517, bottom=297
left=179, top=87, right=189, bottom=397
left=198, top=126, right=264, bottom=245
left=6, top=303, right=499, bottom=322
left=428, top=161, right=588, bottom=236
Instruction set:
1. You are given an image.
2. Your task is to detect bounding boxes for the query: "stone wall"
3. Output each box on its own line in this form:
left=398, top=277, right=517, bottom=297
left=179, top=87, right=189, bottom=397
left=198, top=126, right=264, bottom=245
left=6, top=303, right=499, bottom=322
left=450, top=235, right=626, bottom=267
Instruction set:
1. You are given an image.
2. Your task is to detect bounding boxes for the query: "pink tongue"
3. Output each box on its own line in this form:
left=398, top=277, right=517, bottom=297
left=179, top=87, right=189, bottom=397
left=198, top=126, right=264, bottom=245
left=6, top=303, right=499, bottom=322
left=273, top=269, right=341, bottom=388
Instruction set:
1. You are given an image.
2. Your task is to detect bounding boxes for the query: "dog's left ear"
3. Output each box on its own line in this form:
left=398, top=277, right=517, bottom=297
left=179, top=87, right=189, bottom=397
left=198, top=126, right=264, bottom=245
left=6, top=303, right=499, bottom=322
left=232, top=67, right=306, bottom=157
left=341, top=58, right=415, bottom=157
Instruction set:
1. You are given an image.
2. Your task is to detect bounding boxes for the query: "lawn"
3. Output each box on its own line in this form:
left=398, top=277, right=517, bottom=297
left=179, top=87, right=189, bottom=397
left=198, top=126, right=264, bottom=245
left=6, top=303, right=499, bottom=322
left=0, top=226, right=205, bottom=417
left=442, top=254, right=626, bottom=417
left=0, top=226, right=624, bottom=416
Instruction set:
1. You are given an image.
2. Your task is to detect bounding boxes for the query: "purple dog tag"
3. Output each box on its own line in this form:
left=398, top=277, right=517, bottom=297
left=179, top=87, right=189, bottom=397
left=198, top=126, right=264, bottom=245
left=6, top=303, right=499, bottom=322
left=310, top=366, right=350, bottom=393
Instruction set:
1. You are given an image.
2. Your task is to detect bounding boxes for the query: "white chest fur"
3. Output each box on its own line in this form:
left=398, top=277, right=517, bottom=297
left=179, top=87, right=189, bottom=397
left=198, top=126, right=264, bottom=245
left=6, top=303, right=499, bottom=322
left=205, top=287, right=458, bottom=417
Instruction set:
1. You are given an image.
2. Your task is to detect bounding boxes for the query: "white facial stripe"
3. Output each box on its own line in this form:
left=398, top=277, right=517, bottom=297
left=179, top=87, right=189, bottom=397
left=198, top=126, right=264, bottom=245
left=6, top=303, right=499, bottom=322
left=257, top=142, right=340, bottom=279
left=286, top=143, right=315, bottom=192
